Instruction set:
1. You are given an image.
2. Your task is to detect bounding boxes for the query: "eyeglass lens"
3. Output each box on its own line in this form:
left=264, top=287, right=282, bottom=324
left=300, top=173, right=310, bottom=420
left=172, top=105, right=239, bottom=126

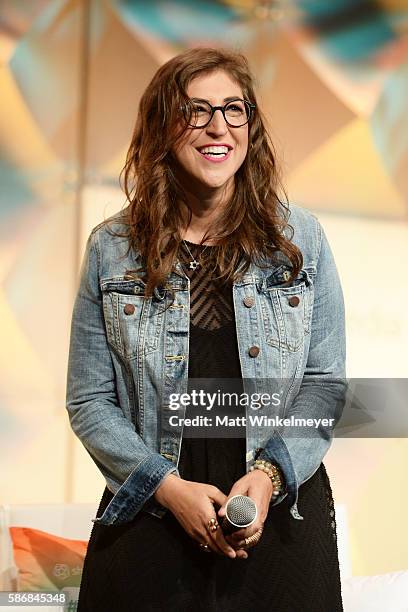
left=188, top=100, right=250, bottom=127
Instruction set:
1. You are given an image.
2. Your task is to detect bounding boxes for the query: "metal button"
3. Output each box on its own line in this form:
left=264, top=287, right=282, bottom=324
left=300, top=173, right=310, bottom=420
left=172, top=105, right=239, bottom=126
left=288, top=296, right=300, bottom=307
left=248, top=345, right=260, bottom=358
left=243, top=296, right=255, bottom=308
left=124, top=303, right=135, bottom=315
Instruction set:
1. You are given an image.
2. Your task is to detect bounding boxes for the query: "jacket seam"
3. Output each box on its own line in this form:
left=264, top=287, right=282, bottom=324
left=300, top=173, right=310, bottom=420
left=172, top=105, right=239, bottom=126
left=315, top=218, right=323, bottom=266
left=90, top=211, right=127, bottom=238
left=88, top=228, right=102, bottom=287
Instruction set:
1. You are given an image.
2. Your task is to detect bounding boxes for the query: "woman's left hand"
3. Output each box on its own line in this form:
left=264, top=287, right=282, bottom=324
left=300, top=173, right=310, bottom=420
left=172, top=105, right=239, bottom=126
left=217, top=470, right=273, bottom=549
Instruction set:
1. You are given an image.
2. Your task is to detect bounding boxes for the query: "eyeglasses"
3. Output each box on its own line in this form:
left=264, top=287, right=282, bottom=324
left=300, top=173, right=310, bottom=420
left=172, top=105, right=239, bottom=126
left=183, top=98, right=256, bottom=128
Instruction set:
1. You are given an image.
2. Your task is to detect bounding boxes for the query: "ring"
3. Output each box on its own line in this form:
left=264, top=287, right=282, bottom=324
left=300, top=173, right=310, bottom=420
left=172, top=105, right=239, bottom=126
left=207, top=517, right=219, bottom=533
left=239, top=526, right=264, bottom=549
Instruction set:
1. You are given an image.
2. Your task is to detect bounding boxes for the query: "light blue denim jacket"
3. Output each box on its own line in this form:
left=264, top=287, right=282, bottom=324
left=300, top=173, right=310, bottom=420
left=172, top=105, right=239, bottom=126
left=65, top=203, right=347, bottom=526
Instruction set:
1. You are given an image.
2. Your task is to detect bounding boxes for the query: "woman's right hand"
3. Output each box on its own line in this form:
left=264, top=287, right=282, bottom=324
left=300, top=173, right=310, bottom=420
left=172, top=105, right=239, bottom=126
left=154, top=474, right=248, bottom=559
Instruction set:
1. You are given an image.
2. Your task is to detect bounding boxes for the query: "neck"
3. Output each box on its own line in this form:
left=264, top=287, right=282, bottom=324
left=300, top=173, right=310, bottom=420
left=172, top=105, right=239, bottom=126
left=178, top=179, right=233, bottom=244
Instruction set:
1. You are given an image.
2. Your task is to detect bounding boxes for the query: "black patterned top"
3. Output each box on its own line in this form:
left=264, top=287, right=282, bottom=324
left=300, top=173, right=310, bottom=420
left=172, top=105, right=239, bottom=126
left=177, top=239, right=247, bottom=491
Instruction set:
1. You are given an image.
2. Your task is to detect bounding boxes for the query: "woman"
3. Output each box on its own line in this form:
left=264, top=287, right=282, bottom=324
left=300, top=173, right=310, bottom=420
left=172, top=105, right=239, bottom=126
left=66, top=47, right=347, bottom=611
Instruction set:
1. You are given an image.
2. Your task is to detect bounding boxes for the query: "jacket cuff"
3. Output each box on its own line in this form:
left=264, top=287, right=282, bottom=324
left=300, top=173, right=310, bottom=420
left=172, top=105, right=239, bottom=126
left=257, top=430, right=303, bottom=520
left=92, top=453, right=179, bottom=525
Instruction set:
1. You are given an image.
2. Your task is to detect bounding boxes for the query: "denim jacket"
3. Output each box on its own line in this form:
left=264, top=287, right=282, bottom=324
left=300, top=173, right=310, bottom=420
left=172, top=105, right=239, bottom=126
left=65, top=203, right=347, bottom=526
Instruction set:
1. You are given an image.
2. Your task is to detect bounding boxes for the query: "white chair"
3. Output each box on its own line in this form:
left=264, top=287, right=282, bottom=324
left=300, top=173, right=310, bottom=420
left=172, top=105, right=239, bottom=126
left=335, top=503, right=352, bottom=581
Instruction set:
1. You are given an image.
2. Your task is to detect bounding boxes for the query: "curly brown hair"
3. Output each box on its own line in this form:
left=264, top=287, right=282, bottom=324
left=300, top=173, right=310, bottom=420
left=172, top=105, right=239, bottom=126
left=104, top=46, right=302, bottom=300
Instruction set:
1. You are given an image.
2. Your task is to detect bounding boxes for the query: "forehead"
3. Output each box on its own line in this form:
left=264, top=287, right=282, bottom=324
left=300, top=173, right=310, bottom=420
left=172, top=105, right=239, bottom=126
left=186, top=70, right=243, bottom=102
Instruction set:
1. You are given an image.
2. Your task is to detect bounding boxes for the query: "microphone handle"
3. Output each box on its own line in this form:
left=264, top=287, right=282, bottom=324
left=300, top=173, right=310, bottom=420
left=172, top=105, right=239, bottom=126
left=220, top=516, right=240, bottom=535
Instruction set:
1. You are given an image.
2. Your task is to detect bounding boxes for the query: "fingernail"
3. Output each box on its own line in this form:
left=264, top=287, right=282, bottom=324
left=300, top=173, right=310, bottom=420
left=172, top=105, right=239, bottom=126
left=228, top=550, right=236, bottom=558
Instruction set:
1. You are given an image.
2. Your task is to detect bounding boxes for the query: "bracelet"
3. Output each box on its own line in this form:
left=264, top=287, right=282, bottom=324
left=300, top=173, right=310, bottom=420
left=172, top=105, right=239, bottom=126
left=249, top=459, right=285, bottom=500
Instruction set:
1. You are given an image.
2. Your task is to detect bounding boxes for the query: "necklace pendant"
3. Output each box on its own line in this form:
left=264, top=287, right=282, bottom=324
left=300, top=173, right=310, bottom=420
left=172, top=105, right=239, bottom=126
left=189, top=260, right=199, bottom=270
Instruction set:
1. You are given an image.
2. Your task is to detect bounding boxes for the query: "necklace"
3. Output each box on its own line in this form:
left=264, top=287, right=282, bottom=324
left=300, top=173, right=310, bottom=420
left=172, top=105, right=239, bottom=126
left=182, top=239, right=209, bottom=270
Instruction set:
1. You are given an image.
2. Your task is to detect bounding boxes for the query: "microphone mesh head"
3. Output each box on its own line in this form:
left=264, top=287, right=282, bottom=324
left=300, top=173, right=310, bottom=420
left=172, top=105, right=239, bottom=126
left=226, top=495, right=257, bottom=528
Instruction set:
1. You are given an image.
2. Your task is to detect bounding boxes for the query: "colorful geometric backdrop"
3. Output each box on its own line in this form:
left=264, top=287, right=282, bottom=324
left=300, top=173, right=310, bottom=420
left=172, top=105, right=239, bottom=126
left=1, top=0, right=408, bottom=577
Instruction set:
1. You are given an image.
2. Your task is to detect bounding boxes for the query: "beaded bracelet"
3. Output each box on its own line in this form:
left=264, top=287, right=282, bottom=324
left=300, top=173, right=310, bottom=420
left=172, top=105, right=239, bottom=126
left=249, top=459, right=286, bottom=499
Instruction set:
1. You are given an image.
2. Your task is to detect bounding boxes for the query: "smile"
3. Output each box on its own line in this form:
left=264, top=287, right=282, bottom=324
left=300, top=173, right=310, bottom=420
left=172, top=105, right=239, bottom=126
left=196, top=145, right=232, bottom=164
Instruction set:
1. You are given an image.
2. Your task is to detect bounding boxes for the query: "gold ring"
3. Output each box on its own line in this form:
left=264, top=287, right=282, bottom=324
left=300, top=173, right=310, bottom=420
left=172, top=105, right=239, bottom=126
left=207, top=517, right=219, bottom=533
left=239, top=526, right=264, bottom=549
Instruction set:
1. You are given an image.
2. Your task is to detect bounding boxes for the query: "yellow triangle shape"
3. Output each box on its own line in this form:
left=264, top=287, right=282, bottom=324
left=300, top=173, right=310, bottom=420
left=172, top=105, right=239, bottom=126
left=287, top=118, right=405, bottom=218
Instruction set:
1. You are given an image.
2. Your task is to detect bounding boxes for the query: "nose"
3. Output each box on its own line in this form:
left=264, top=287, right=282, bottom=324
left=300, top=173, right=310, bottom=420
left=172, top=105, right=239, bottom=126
left=205, top=108, right=228, bottom=136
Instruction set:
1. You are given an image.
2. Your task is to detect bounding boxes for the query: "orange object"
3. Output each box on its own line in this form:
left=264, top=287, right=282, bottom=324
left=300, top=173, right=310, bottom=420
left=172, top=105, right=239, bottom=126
left=9, top=526, right=88, bottom=591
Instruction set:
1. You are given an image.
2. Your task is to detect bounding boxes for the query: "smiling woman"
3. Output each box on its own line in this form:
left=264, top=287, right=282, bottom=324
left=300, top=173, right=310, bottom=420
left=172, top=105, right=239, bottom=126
left=173, top=72, right=249, bottom=193
left=67, top=47, right=346, bottom=612
left=115, top=46, right=303, bottom=287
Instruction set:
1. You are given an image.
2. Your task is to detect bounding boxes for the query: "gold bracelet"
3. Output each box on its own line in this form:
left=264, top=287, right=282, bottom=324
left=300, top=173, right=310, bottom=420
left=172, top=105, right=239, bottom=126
left=250, top=459, right=285, bottom=499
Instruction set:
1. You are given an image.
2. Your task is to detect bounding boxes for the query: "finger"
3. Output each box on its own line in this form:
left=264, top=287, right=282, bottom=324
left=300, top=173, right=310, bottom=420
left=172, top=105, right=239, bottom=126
left=197, top=532, right=222, bottom=556
left=235, top=538, right=256, bottom=551
left=197, top=540, right=212, bottom=554
left=230, top=523, right=263, bottom=544
left=207, top=541, right=221, bottom=555
left=198, top=517, right=235, bottom=558
left=217, top=485, right=248, bottom=518
left=205, top=535, right=232, bottom=557
left=235, top=549, right=248, bottom=559
left=236, top=526, right=264, bottom=549
left=206, top=485, right=228, bottom=510
left=204, top=534, right=247, bottom=559
left=226, top=532, right=248, bottom=547
left=226, top=535, right=248, bottom=558
left=228, top=527, right=251, bottom=543
left=210, top=526, right=237, bottom=558
left=201, top=497, right=235, bottom=557
left=225, top=534, right=236, bottom=546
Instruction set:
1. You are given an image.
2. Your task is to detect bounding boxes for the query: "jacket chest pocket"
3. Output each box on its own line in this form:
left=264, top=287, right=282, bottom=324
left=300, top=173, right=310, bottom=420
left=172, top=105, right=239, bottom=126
left=259, top=266, right=315, bottom=352
left=101, top=278, right=164, bottom=359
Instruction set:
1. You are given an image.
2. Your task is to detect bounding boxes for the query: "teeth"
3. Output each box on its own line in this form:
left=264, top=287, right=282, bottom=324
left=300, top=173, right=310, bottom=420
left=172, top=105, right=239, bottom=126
left=199, top=146, right=229, bottom=154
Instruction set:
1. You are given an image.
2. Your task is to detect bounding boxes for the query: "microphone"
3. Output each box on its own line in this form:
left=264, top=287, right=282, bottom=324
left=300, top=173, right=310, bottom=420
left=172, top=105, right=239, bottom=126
left=220, top=495, right=257, bottom=535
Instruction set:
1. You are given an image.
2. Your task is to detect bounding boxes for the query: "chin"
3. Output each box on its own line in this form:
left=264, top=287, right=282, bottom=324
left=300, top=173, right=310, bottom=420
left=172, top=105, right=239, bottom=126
left=199, top=173, right=233, bottom=190
left=204, top=179, right=230, bottom=189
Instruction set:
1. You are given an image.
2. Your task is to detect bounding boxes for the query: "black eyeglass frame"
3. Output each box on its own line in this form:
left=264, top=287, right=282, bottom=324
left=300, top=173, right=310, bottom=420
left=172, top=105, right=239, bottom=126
left=183, top=98, right=256, bottom=129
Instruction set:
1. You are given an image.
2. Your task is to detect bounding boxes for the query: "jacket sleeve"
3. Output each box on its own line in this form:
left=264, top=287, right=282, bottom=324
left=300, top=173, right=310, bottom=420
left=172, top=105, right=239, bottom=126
left=257, top=220, right=347, bottom=520
left=65, top=230, right=179, bottom=525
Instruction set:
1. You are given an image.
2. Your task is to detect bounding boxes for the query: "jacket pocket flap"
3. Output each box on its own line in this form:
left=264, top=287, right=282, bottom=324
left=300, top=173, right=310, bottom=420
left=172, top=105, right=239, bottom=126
left=100, top=276, right=146, bottom=295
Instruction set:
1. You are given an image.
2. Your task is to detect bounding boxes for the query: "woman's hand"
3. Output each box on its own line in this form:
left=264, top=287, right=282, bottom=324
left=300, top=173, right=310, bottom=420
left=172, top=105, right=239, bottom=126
left=154, top=474, right=248, bottom=559
left=217, top=470, right=273, bottom=550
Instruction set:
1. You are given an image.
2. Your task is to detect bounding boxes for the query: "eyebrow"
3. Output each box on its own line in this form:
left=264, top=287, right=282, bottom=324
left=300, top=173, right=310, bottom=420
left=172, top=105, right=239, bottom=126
left=191, top=96, right=242, bottom=103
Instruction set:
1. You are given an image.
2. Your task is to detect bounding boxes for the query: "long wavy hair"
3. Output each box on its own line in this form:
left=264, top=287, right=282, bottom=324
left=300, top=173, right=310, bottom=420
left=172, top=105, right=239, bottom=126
left=105, top=47, right=303, bottom=300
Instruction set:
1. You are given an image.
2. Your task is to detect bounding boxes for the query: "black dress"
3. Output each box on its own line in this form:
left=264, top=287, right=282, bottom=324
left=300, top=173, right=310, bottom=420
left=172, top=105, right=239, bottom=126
left=77, top=241, right=343, bottom=612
